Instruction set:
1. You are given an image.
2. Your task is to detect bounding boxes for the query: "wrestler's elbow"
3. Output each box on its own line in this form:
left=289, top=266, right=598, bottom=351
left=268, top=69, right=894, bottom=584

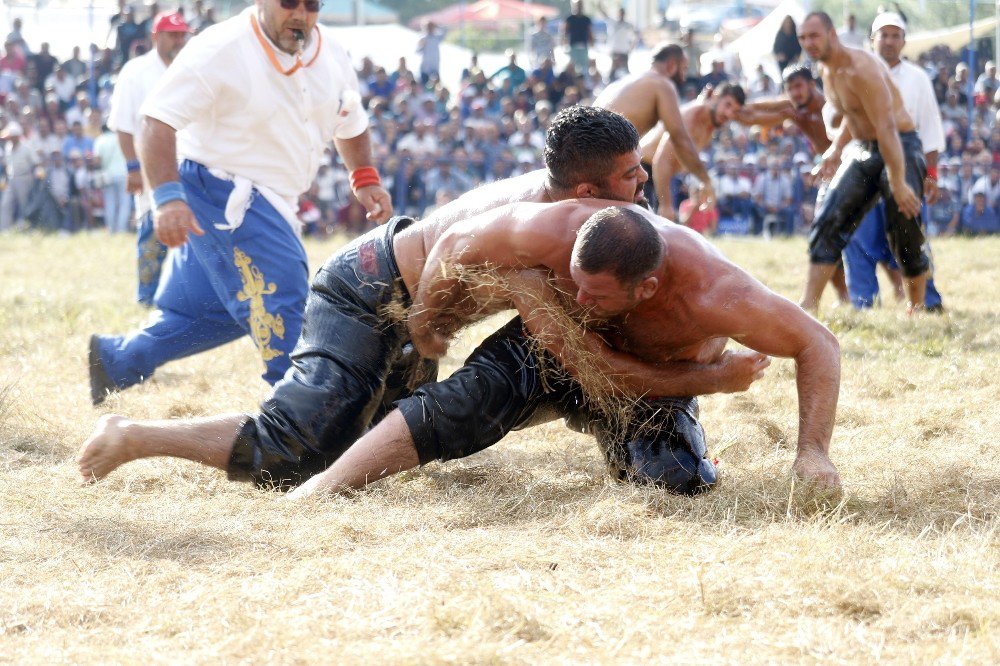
left=796, top=326, right=841, bottom=376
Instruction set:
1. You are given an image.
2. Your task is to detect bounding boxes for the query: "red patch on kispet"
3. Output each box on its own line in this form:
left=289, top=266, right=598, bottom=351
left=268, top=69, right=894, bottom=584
left=358, top=240, right=378, bottom=276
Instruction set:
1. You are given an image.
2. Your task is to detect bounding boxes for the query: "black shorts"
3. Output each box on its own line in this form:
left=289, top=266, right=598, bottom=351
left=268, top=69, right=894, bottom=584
left=227, top=217, right=437, bottom=488
left=641, top=161, right=659, bottom=213
left=397, top=317, right=718, bottom=495
left=809, top=131, right=930, bottom=277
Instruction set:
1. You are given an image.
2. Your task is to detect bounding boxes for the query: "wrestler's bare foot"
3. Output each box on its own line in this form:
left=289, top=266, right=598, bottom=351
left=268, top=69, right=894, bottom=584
left=78, top=414, right=136, bottom=483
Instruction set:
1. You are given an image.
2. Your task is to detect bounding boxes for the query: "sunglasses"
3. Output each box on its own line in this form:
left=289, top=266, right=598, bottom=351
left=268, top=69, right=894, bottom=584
left=279, top=0, right=323, bottom=11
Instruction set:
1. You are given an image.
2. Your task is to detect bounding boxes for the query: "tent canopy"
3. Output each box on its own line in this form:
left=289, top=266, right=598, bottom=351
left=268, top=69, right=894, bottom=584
left=902, top=18, right=997, bottom=59
left=727, top=0, right=808, bottom=84
left=410, top=0, right=559, bottom=29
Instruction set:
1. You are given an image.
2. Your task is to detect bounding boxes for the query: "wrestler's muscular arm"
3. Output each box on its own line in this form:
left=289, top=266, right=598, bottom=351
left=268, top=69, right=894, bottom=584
left=138, top=116, right=204, bottom=248
left=736, top=99, right=795, bottom=128
left=655, top=82, right=715, bottom=211
left=699, top=272, right=842, bottom=488
left=407, top=204, right=555, bottom=357
left=334, top=130, right=393, bottom=224
left=854, top=62, right=921, bottom=219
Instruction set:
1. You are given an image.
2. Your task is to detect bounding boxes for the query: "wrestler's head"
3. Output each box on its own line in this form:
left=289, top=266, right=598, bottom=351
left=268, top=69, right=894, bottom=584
left=798, top=12, right=837, bottom=62
left=651, top=42, right=687, bottom=88
left=256, top=0, right=321, bottom=55
left=782, top=65, right=816, bottom=108
left=545, top=106, right=647, bottom=205
left=570, top=207, right=663, bottom=318
left=711, top=83, right=746, bottom=125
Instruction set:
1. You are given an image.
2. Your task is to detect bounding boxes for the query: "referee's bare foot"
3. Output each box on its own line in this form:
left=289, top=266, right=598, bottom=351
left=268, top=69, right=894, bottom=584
left=78, top=414, right=134, bottom=483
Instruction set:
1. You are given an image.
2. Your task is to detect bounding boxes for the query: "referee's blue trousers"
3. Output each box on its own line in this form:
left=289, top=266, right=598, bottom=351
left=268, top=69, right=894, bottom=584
left=94, top=160, right=309, bottom=389
left=843, top=201, right=943, bottom=309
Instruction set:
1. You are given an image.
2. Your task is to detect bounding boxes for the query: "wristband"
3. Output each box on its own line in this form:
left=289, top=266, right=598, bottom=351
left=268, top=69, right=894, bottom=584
left=926, top=166, right=938, bottom=181
left=152, top=181, right=187, bottom=209
left=126, top=159, right=141, bottom=173
left=350, top=166, right=381, bottom=192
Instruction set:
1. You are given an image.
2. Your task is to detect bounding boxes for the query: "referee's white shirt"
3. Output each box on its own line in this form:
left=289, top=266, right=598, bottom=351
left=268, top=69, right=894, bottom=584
left=141, top=7, right=368, bottom=201
left=886, top=58, right=945, bottom=155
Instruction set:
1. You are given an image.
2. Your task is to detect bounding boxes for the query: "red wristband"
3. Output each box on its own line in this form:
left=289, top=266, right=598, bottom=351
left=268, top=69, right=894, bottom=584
left=926, top=166, right=938, bottom=181
left=350, top=166, right=381, bottom=191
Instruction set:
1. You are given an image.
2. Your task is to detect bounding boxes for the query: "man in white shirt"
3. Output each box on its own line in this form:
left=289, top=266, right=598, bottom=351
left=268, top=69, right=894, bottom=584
left=107, top=10, right=190, bottom=304
left=842, top=12, right=946, bottom=310
left=93, top=124, right=131, bottom=233
left=836, top=14, right=865, bottom=50
left=0, top=123, right=38, bottom=230
left=396, top=119, right=439, bottom=159
left=45, top=65, right=78, bottom=110
left=89, top=0, right=392, bottom=405
left=599, top=4, right=638, bottom=79
left=529, top=17, right=555, bottom=68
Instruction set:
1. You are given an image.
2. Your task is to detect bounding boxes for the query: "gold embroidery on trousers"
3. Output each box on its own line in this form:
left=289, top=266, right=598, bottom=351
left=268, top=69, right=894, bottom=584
left=234, top=247, right=285, bottom=361
left=138, top=235, right=163, bottom=286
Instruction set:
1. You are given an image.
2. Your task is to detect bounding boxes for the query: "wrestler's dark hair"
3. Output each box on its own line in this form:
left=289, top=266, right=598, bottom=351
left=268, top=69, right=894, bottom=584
left=782, top=64, right=814, bottom=85
left=573, top=207, right=663, bottom=286
left=651, top=42, right=684, bottom=64
left=715, top=82, right=746, bottom=106
left=804, top=11, right=835, bottom=30
left=544, top=106, right=640, bottom=188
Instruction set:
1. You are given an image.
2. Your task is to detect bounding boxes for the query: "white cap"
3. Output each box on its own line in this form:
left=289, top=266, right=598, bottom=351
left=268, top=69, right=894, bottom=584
left=871, top=12, right=907, bottom=35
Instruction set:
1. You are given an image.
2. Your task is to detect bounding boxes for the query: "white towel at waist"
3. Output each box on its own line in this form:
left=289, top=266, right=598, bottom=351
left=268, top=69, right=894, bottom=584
left=207, top=167, right=302, bottom=236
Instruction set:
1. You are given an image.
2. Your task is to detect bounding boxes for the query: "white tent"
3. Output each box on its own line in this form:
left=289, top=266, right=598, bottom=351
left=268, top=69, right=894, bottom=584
left=902, top=17, right=997, bottom=58
left=727, top=0, right=809, bottom=84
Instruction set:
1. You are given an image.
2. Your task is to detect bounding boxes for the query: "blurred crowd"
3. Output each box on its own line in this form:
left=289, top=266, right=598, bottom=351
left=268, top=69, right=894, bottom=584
left=1, top=2, right=998, bottom=237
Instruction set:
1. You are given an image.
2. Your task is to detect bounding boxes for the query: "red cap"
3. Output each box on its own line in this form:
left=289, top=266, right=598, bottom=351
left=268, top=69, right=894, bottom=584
left=152, top=11, right=191, bottom=34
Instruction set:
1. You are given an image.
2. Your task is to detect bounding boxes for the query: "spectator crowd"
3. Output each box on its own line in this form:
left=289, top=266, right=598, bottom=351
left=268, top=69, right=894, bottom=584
left=1, top=3, right=998, bottom=237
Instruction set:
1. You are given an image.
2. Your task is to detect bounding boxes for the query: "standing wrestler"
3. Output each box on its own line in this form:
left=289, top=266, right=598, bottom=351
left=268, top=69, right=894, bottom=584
left=637, top=83, right=745, bottom=219
left=738, top=66, right=827, bottom=151
left=594, top=43, right=716, bottom=219
left=88, top=0, right=392, bottom=405
left=841, top=12, right=946, bottom=311
left=795, top=11, right=927, bottom=312
left=107, top=10, right=190, bottom=306
left=79, top=110, right=774, bottom=491
left=737, top=66, right=850, bottom=303
left=288, top=202, right=841, bottom=499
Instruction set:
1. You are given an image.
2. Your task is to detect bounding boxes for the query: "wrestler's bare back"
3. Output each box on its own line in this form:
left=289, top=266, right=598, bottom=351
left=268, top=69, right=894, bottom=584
left=392, top=169, right=554, bottom=294
left=822, top=49, right=914, bottom=141
left=594, top=71, right=677, bottom=135
left=639, top=102, right=715, bottom=168
left=417, top=198, right=744, bottom=365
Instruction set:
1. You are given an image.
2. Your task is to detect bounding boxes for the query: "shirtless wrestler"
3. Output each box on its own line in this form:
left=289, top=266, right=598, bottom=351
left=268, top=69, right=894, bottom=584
left=594, top=42, right=716, bottom=219
left=78, top=107, right=768, bottom=490
left=738, top=65, right=830, bottom=153
left=638, top=83, right=746, bottom=215
left=289, top=201, right=842, bottom=500
left=795, top=12, right=928, bottom=312
left=737, top=66, right=850, bottom=303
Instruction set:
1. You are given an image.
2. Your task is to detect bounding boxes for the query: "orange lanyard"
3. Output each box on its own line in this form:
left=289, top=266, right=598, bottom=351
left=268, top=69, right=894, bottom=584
left=250, top=14, right=322, bottom=76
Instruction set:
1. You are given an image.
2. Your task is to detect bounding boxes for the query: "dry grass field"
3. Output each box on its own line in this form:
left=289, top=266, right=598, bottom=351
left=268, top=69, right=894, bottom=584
left=0, top=230, right=997, bottom=664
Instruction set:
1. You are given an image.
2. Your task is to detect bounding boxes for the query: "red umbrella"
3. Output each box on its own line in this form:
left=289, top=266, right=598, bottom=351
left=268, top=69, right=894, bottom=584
left=410, top=0, right=558, bottom=29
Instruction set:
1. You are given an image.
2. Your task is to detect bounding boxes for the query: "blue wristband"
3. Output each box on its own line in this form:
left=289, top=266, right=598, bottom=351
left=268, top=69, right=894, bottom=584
left=126, top=159, right=141, bottom=173
left=152, top=181, right=187, bottom=209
